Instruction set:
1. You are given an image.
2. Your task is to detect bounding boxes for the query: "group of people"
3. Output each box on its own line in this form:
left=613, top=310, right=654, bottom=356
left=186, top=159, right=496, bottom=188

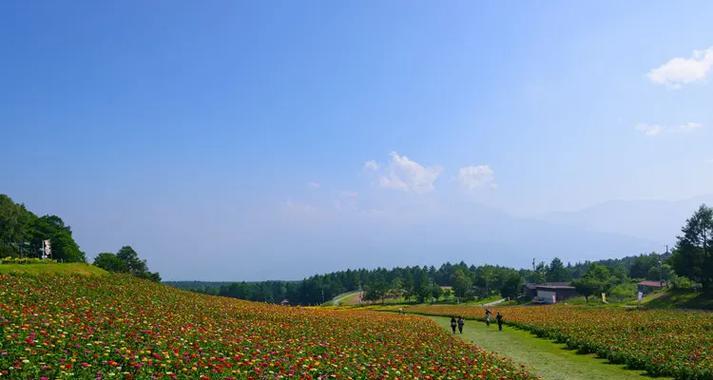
left=484, top=308, right=504, bottom=331
left=450, top=309, right=504, bottom=334
left=449, top=316, right=465, bottom=334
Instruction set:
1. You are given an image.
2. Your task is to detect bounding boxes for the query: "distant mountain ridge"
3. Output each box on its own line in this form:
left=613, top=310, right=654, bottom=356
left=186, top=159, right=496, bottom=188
left=538, top=194, right=713, bottom=246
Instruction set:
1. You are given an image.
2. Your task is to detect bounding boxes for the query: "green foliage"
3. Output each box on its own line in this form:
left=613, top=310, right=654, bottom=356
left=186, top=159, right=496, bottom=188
left=670, top=275, right=694, bottom=289
left=93, top=252, right=128, bottom=273
left=93, top=246, right=160, bottom=282
left=0, top=257, right=56, bottom=265
left=545, top=257, right=570, bottom=282
left=572, top=263, right=612, bottom=302
left=430, top=283, right=443, bottom=300
left=363, top=280, right=388, bottom=303
left=670, top=204, right=713, bottom=288
left=629, top=253, right=660, bottom=279
left=450, top=268, right=472, bottom=301
left=499, top=270, right=523, bottom=299
left=116, top=246, right=149, bottom=274
left=0, top=194, right=85, bottom=262
left=608, top=282, right=637, bottom=302
left=0, top=194, right=32, bottom=256
left=643, top=288, right=713, bottom=310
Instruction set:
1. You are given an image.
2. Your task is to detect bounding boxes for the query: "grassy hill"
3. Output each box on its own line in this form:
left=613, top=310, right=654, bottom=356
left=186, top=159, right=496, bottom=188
left=323, top=290, right=363, bottom=306
left=640, top=288, right=713, bottom=310
left=0, top=270, right=534, bottom=379
left=0, top=262, right=107, bottom=276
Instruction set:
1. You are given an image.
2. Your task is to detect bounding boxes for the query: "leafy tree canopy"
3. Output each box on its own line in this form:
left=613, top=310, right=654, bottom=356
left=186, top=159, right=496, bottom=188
left=670, top=204, right=713, bottom=288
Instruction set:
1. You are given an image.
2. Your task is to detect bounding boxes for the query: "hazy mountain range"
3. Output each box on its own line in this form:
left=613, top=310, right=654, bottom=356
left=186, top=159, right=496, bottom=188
left=536, top=194, right=713, bottom=253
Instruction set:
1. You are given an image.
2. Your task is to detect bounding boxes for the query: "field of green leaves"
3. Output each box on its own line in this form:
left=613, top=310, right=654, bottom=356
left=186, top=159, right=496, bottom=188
left=402, top=304, right=713, bottom=380
left=0, top=273, right=535, bottom=379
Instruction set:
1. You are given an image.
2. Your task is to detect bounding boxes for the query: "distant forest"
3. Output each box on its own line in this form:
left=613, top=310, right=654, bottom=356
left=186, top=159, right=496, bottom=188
left=170, top=204, right=713, bottom=305
left=168, top=253, right=672, bottom=305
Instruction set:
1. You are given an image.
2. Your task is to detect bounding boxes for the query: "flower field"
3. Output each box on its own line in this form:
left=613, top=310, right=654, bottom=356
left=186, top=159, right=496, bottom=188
left=0, top=273, right=535, bottom=379
left=402, top=304, right=713, bottom=379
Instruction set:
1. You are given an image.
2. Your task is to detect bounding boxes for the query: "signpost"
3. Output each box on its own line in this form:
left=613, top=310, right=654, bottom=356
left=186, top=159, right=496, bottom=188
left=41, top=240, right=51, bottom=259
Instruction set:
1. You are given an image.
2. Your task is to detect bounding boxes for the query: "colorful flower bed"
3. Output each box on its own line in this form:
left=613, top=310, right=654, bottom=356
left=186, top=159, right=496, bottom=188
left=0, top=273, right=534, bottom=379
left=402, top=304, right=713, bottom=379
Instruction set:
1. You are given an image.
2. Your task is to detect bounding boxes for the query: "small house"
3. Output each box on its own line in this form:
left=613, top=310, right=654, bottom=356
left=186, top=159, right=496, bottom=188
left=522, top=283, right=538, bottom=299
left=533, top=282, right=577, bottom=304
left=637, top=280, right=665, bottom=294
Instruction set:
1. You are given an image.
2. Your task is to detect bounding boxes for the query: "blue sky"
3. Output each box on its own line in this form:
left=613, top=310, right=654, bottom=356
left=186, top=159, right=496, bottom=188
left=2, top=1, right=712, bottom=280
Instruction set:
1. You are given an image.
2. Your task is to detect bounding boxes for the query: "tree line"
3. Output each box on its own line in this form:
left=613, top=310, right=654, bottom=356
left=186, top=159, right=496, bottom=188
left=184, top=253, right=676, bottom=305
left=0, top=194, right=160, bottom=281
left=185, top=204, right=713, bottom=305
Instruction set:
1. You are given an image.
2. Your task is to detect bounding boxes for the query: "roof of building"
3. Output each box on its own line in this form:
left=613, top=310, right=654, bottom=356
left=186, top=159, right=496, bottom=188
left=536, top=282, right=575, bottom=290
left=537, top=285, right=576, bottom=290
left=638, top=280, right=664, bottom=287
left=525, top=282, right=572, bottom=290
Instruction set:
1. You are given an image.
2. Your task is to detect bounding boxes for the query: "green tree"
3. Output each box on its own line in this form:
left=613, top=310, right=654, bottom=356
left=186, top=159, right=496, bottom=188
left=646, top=263, right=673, bottom=283
left=669, top=204, right=713, bottom=289
left=526, top=261, right=547, bottom=284
left=96, top=246, right=162, bottom=282
left=413, top=271, right=432, bottom=303
left=499, top=271, right=523, bottom=299
left=116, top=246, right=148, bottom=274
left=572, top=263, right=612, bottom=303
left=451, top=269, right=472, bottom=302
left=629, top=253, right=659, bottom=279
left=0, top=194, right=33, bottom=257
left=545, top=257, right=570, bottom=282
left=93, top=252, right=128, bottom=272
left=430, top=283, right=443, bottom=301
left=363, top=280, right=388, bottom=303
left=29, top=215, right=85, bottom=262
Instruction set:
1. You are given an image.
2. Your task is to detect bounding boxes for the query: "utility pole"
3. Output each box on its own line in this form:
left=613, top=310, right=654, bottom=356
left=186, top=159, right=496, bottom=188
left=660, top=245, right=669, bottom=286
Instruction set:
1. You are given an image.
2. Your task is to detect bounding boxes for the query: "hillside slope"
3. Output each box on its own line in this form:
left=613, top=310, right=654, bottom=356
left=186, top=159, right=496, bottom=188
left=0, top=273, right=534, bottom=379
left=0, top=263, right=107, bottom=276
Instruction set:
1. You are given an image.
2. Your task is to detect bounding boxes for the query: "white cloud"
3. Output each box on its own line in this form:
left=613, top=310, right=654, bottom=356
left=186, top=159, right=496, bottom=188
left=648, top=46, right=713, bottom=87
left=307, top=181, right=321, bottom=189
left=676, top=122, right=703, bottom=132
left=370, top=152, right=442, bottom=193
left=458, top=165, right=496, bottom=190
left=363, top=160, right=380, bottom=171
left=635, top=122, right=704, bottom=137
left=340, top=191, right=359, bottom=198
left=635, top=123, right=664, bottom=137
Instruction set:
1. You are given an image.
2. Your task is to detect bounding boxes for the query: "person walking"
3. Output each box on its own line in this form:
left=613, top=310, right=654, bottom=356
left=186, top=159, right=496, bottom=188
left=496, top=312, right=504, bottom=331
left=457, top=316, right=465, bottom=334
left=450, top=317, right=457, bottom=334
left=484, top=309, right=492, bottom=327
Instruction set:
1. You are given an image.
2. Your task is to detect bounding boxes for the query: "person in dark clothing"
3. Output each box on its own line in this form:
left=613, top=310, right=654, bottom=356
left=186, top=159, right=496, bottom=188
left=496, top=312, right=504, bottom=331
left=484, top=309, right=492, bottom=327
left=457, top=316, right=464, bottom=334
left=450, top=317, right=457, bottom=334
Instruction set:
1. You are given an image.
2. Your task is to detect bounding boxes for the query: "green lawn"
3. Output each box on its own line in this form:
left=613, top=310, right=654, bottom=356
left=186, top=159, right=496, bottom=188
left=0, top=263, right=108, bottom=276
left=428, top=316, right=669, bottom=380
